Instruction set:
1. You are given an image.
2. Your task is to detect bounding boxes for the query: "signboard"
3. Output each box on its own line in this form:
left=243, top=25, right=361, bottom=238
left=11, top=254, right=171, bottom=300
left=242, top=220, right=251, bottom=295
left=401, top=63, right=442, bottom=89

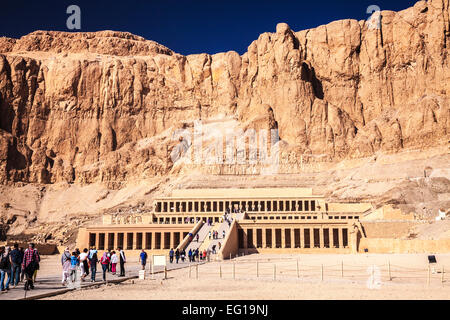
left=153, top=255, right=167, bottom=266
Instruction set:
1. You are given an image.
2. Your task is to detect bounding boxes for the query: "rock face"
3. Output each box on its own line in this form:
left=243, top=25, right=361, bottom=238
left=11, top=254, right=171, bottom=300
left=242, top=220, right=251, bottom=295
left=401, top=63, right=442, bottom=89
left=0, top=0, right=449, bottom=185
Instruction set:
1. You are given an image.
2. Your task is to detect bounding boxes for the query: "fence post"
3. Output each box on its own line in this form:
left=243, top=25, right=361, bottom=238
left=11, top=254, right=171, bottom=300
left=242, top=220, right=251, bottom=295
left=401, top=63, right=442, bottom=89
left=233, top=262, right=236, bottom=280
left=196, top=264, right=199, bottom=279
left=296, top=260, right=299, bottom=278
left=388, top=261, right=392, bottom=281
left=321, top=264, right=324, bottom=282
left=256, top=261, right=259, bottom=278
left=273, top=264, right=276, bottom=280
left=427, top=265, right=430, bottom=286
left=341, top=261, right=344, bottom=278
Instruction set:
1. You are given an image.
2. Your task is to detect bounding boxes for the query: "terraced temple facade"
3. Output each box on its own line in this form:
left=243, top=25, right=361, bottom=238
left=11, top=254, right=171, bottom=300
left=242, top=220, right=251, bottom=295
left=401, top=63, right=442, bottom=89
left=77, top=188, right=372, bottom=256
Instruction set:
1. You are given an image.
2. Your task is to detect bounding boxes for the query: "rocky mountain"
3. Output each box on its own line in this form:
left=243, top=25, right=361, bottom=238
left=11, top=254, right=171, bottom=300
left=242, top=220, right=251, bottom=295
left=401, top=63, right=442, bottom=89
left=0, top=0, right=449, bottom=186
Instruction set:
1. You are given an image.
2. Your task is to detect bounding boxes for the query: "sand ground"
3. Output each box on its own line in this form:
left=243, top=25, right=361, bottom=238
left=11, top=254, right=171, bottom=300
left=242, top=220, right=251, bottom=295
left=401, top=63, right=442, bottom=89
left=46, top=253, right=450, bottom=300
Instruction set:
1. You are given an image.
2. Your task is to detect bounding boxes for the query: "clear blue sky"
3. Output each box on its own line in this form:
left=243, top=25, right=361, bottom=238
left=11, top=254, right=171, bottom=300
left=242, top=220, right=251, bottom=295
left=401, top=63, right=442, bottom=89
left=1, top=0, right=417, bottom=55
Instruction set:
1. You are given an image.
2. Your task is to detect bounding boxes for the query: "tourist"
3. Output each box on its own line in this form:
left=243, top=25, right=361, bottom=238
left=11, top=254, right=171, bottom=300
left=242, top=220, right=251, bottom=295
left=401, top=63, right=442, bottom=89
left=70, top=251, right=79, bottom=283
left=218, top=242, right=221, bottom=250
left=139, top=249, right=147, bottom=270
left=79, top=248, right=89, bottom=280
left=169, top=248, right=174, bottom=263
left=0, top=246, right=12, bottom=292
left=10, top=243, right=23, bottom=288
left=208, top=231, right=211, bottom=240
left=203, top=249, right=207, bottom=261
left=106, top=249, right=111, bottom=272
left=99, top=252, right=110, bottom=281
left=181, top=249, right=186, bottom=262
left=88, top=247, right=98, bottom=282
left=110, top=251, right=118, bottom=275
left=223, top=230, right=226, bottom=238
left=188, top=249, right=193, bottom=262
left=212, top=244, right=216, bottom=254
left=22, top=243, right=40, bottom=290
left=195, top=248, right=199, bottom=261
left=199, top=251, right=203, bottom=261
left=196, top=234, right=199, bottom=242
left=119, top=247, right=126, bottom=277
left=175, top=249, right=180, bottom=264
left=61, top=247, right=71, bottom=286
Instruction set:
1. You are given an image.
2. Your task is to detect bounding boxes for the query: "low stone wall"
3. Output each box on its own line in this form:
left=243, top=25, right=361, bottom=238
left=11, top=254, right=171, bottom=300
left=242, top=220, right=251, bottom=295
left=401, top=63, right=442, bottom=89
left=360, top=221, right=418, bottom=238
left=218, top=220, right=239, bottom=260
left=359, top=238, right=450, bottom=253
left=177, top=220, right=204, bottom=251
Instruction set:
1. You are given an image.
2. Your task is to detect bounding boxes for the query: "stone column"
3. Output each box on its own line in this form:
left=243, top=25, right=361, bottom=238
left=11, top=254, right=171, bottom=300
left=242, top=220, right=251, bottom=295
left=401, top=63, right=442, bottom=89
left=301, top=228, right=307, bottom=248
left=281, top=228, right=286, bottom=248
left=272, top=228, right=276, bottom=248
left=291, top=228, right=295, bottom=248
left=105, top=233, right=110, bottom=250
left=95, top=233, right=100, bottom=249
left=338, top=228, right=343, bottom=249
left=319, top=227, right=324, bottom=248
left=131, top=232, right=136, bottom=250
left=113, top=233, right=118, bottom=250
left=170, top=232, right=175, bottom=249
left=243, top=229, right=248, bottom=250
left=150, top=232, right=156, bottom=250
left=262, top=228, right=267, bottom=248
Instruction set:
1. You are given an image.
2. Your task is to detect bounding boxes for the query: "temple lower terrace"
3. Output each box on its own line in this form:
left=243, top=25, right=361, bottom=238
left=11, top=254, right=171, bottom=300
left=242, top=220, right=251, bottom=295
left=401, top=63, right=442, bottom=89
left=77, top=188, right=450, bottom=257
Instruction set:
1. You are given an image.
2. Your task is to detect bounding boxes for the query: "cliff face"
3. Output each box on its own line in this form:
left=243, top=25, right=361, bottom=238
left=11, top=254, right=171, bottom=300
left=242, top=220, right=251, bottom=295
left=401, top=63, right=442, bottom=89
left=0, top=0, right=449, bottom=186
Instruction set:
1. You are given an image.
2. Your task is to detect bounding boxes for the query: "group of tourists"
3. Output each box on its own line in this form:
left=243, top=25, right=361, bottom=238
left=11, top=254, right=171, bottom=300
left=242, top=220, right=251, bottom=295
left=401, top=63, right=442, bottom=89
left=187, top=248, right=209, bottom=262
left=61, top=246, right=127, bottom=285
left=168, top=248, right=186, bottom=263
left=0, top=243, right=40, bottom=293
left=209, top=230, right=222, bottom=240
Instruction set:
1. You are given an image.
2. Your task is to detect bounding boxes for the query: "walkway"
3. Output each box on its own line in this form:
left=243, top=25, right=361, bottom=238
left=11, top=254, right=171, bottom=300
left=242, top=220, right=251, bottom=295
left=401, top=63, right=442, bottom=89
left=0, top=259, right=203, bottom=300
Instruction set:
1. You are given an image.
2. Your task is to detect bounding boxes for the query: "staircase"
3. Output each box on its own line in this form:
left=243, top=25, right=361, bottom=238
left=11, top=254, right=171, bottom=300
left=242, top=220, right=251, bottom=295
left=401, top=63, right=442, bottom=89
left=184, top=222, right=213, bottom=252
left=201, top=216, right=234, bottom=256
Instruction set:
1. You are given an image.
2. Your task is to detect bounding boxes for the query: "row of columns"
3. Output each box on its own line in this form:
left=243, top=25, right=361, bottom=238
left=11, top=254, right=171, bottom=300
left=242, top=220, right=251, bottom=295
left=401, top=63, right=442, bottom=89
left=88, top=231, right=187, bottom=251
left=239, top=227, right=348, bottom=249
left=155, top=199, right=317, bottom=213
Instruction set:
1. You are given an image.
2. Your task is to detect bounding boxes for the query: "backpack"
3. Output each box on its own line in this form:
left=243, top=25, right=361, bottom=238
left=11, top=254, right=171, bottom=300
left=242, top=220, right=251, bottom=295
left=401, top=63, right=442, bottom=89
left=0, top=254, right=8, bottom=269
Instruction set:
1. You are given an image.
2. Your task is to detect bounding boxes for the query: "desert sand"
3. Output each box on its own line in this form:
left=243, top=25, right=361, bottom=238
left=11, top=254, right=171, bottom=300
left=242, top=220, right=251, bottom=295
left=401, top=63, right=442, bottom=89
left=46, top=253, right=450, bottom=300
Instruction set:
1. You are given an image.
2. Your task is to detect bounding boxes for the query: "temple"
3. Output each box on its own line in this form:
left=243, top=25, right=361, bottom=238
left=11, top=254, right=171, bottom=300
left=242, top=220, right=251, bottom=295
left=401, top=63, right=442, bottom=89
left=77, top=188, right=373, bottom=257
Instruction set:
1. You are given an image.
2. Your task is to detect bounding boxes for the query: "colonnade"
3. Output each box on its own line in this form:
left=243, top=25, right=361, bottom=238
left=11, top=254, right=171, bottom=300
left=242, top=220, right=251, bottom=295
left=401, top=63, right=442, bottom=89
left=87, top=230, right=189, bottom=251
left=238, top=226, right=349, bottom=249
left=154, top=199, right=318, bottom=213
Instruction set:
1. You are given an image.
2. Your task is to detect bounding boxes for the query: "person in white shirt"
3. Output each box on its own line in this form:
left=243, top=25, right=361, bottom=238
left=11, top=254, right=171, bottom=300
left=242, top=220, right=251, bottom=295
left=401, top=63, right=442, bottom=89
left=110, top=251, right=118, bottom=275
left=79, top=248, right=89, bottom=280
left=118, top=247, right=126, bottom=277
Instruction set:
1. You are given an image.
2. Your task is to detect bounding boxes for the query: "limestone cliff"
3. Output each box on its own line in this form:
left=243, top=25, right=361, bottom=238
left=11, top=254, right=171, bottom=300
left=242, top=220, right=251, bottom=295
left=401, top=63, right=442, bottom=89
left=0, top=0, right=449, bottom=187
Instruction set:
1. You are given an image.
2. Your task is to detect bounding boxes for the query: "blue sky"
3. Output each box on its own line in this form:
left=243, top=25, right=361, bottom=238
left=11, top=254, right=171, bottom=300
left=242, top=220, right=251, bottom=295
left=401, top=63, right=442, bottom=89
left=1, top=0, right=417, bottom=55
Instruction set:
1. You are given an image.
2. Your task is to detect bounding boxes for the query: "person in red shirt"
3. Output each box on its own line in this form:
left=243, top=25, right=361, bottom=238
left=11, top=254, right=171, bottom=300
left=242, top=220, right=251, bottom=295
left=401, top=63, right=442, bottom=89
left=99, top=252, right=110, bottom=282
